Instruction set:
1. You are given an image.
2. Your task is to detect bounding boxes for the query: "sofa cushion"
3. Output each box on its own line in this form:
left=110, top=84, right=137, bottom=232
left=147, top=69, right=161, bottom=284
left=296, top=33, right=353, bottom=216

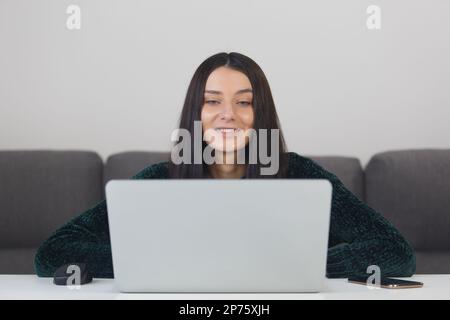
left=365, top=149, right=450, bottom=252
left=0, top=151, right=103, bottom=249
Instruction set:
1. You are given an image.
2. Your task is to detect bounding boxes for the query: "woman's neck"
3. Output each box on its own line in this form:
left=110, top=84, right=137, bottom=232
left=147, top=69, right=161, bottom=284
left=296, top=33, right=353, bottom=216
left=208, top=151, right=246, bottom=179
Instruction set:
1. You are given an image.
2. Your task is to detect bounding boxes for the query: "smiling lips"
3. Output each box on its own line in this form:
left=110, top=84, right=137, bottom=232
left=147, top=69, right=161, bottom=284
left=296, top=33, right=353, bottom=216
left=215, top=127, right=243, bottom=136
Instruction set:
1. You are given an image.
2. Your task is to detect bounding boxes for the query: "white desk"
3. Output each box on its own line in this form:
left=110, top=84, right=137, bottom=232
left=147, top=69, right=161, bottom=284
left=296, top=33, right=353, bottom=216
left=0, top=275, right=448, bottom=300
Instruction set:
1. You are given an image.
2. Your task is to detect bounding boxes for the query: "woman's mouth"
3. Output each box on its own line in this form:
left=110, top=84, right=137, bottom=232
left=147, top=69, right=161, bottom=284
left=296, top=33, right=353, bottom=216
left=215, top=127, right=242, bottom=136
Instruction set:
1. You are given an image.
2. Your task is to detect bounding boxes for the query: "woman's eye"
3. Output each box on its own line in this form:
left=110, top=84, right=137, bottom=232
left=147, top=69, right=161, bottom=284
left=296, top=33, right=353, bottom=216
left=238, top=101, right=251, bottom=106
left=206, top=100, right=220, bottom=105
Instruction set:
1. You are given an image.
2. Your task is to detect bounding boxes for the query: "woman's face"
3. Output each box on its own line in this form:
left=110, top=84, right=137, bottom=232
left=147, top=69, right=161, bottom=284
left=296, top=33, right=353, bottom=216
left=201, top=67, right=255, bottom=152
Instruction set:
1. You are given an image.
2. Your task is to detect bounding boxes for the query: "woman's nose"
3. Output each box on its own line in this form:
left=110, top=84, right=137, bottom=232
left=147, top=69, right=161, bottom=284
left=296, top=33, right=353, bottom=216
left=219, top=103, right=235, bottom=120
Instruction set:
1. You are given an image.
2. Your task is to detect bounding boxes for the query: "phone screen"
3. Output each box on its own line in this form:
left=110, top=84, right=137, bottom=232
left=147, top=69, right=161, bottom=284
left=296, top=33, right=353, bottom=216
left=348, top=275, right=423, bottom=288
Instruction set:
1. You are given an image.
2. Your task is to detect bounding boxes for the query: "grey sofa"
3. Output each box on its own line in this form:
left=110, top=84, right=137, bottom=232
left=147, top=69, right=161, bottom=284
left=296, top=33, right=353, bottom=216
left=0, top=149, right=449, bottom=275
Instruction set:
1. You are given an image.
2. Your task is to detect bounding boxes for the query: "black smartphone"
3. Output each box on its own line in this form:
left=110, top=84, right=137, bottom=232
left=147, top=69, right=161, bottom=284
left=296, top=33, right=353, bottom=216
left=348, top=275, right=423, bottom=289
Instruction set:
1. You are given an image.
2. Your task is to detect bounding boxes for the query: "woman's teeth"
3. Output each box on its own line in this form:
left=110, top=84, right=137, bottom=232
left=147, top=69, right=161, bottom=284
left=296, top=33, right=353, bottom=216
left=215, top=128, right=241, bottom=133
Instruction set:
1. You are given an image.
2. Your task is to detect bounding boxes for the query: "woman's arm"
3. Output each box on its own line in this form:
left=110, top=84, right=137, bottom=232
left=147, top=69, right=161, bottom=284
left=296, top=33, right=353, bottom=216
left=288, top=153, right=416, bottom=279
left=34, top=162, right=169, bottom=278
left=34, top=200, right=114, bottom=278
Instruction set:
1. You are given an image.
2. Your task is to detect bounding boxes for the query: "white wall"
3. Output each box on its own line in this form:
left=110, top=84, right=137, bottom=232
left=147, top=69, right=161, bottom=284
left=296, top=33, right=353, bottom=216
left=1, top=0, right=449, bottom=166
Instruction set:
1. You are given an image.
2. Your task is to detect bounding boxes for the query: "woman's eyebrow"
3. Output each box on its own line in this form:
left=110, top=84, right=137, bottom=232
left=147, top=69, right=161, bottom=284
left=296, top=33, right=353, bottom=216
left=204, top=90, right=222, bottom=95
left=204, top=89, right=253, bottom=95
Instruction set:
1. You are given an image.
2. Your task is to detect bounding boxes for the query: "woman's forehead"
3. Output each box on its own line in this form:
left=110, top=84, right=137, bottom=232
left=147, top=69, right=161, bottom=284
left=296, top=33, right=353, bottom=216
left=205, top=67, right=252, bottom=93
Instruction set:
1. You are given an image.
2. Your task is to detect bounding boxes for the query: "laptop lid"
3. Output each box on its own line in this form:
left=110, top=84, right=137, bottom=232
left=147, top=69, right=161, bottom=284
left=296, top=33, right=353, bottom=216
left=105, top=179, right=332, bottom=293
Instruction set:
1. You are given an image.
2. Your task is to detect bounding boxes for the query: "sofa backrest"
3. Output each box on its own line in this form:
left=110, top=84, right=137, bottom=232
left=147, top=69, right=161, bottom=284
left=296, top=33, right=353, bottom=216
left=0, top=151, right=104, bottom=250
left=103, top=152, right=365, bottom=201
left=102, top=151, right=170, bottom=198
left=309, top=156, right=364, bottom=201
left=365, top=149, right=450, bottom=252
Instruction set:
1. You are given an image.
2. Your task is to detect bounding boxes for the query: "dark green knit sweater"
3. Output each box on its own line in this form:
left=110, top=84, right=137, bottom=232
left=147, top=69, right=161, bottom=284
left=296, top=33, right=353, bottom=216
left=34, top=152, right=416, bottom=279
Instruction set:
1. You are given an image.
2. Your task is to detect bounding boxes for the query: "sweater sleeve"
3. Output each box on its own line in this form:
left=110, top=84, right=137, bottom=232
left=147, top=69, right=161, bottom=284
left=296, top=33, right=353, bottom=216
left=34, top=162, right=169, bottom=278
left=288, top=153, right=416, bottom=279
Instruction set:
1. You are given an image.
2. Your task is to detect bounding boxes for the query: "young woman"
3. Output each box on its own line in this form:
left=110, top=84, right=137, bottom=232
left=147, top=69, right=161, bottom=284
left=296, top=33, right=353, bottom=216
left=35, top=52, right=416, bottom=279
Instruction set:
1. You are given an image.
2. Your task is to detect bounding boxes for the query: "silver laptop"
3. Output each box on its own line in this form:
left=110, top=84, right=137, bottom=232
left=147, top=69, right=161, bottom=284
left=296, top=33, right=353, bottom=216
left=105, top=179, right=332, bottom=293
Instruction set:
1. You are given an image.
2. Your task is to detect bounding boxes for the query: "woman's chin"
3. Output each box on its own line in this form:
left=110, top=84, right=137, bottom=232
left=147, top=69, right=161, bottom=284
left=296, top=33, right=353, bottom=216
left=210, top=143, right=247, bottom=153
